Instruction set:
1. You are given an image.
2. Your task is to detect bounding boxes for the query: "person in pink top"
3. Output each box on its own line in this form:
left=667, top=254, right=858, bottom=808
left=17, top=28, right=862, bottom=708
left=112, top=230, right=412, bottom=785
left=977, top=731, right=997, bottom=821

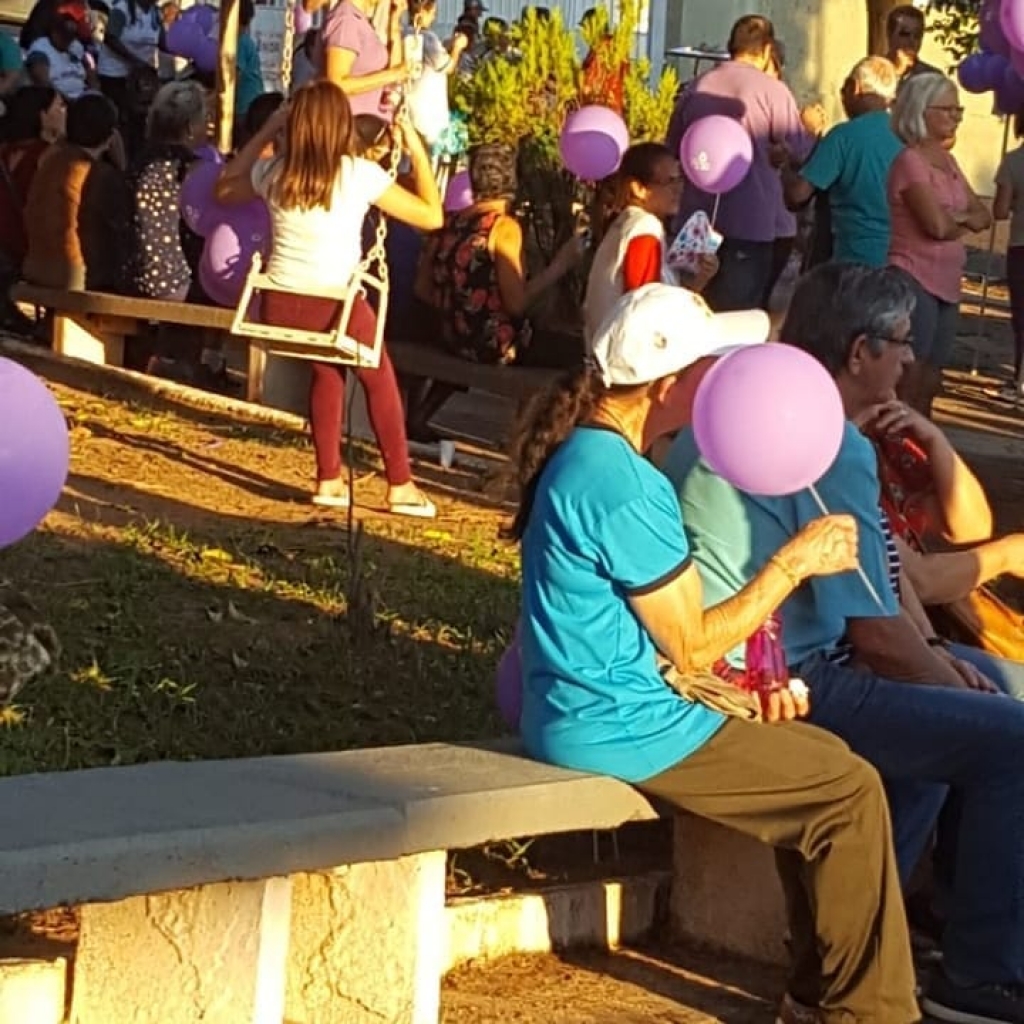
left=308, top=0, right=407, bottom=117
left=887, top=72, right=990, bottom=416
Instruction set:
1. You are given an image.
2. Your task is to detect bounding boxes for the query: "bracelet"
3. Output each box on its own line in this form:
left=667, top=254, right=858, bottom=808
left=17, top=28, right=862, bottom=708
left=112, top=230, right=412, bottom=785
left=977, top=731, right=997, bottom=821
left=769, top=555, right=801, bottom=589
left=926, top=636, right=950, bottom=649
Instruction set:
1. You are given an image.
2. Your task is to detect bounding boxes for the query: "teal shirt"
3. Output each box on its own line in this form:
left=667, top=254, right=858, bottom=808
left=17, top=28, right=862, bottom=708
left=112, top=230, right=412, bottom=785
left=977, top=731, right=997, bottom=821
left=520, top=427, right=725, bottom=783
left=800, top=110, right=904, bottom=267
left=664, top=423, right=899, bottom=668
left=0, top=33, right=23, bottom=75
left=235, top=31, right=265, bottom=119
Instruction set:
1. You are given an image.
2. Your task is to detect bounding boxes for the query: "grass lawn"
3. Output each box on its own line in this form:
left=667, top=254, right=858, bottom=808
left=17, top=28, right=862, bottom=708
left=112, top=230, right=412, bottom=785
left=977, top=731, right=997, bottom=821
left=0, top=360, right=521, bottom=776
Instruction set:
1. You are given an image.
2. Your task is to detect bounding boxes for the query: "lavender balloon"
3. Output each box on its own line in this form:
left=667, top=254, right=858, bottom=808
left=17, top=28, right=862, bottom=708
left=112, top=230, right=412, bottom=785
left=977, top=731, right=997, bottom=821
left=165, top=18, right=205, bottom=60
left=495, top=632, right=523, bottom=730
left=294, top=4, right=312, bottom=35
left=443, top=170, right=473, bottom=213
left=199, top=203, right=273, bottom=307
left=0, top=359, right=70, bottom=548
left=692, top=345, right=845, bottom=497
left=679, top=115, right=753, bottom=196
left=558, top=105, right=629, bottom=181
left=181, top=2, right=218, bottom=35
left=180, top=161, right=229, bottom=236
left=1002, top=0, right=1024, bottom=52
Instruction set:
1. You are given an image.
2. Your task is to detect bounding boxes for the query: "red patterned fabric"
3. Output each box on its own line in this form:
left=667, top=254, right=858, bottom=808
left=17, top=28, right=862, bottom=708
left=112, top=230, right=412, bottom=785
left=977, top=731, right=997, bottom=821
left=873, top=430, right=934, bottom=549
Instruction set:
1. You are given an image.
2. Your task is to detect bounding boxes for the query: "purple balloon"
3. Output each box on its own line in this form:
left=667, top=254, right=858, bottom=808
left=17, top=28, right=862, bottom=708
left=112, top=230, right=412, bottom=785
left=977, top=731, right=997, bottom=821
left=181, top=2, right=218, bottom=35
left=0, top=358, right=70, bottom=548
left=199, top=203, right=272, bottom=308
left=1002, top=0, right=1024, bottom=53
left=192, top=35, right=218, bottom=74
left=985, top=52, right=1011, bottom=89
left=495, top=632, right=522, bottom=730
left=692, top=345, right=845, bottom=497
left=165, top=18, right=205, bottom=60
left=443, top=170, right=473, bottom=213
left=997, top=64, right=1024, bottom=115
left=1012, top=47, right=1024, bottom=79
left=179, top=161, right=229, bottom=236
left=959, top=53, right=994, bottom=93
left=982, top=0, right=1012, bottom=56
left=559, top=105, right=629, bottom=181
left=679, top=115, right=753, bottom=196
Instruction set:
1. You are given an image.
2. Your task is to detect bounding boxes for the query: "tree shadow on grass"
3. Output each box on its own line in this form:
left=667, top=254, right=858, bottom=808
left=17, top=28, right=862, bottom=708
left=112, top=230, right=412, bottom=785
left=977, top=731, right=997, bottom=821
left=0, top=490, right=518, bottom=776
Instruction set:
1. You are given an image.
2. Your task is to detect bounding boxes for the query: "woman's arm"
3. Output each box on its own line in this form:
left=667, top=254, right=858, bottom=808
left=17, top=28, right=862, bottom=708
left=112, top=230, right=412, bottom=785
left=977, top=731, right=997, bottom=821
left=373, top=121, right=442, bottom=231
left=325, top=46, right=404, bottom=96
left=492, top=217, right=582, bottom=317
left=897, top=533, right=1024, bottom=605
left=994, top=180, right=1013, bottom=221
left=900, top=181, right=966, bottom=241
left=868, top=400, right=993, bottom=542
left=630, top=514, right=858, bottom=674
left=216, top=105, right=288, bottom=204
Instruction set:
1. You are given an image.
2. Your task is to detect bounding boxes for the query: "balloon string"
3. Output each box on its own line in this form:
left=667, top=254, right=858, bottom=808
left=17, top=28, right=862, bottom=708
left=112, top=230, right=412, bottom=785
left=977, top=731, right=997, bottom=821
left=710, top=194, right=721, bottom=229
left=807, top=484, right=889, bottom=614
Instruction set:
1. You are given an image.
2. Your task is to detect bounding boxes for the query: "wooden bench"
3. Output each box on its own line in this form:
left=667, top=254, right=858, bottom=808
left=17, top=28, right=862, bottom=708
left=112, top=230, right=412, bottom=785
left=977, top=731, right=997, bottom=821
left=10, top=283, right=561, bottom=413
left=0, top=740, right=786, bottom=1024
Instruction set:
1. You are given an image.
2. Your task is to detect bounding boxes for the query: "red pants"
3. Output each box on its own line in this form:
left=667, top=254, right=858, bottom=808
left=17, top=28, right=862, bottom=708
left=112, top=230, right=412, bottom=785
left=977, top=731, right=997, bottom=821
left=261, top=291, right=411, bottom=485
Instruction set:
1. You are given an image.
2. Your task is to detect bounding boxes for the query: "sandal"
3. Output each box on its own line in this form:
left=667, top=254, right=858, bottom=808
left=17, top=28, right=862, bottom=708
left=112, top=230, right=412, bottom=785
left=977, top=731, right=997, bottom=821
left=388, top=497, right=437, bottom=519
left=311, top=491, right=351, bottom=509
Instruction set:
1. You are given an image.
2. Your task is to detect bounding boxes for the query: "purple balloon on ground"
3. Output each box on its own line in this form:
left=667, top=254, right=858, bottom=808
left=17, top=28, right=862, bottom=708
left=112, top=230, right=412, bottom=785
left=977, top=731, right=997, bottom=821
left=443, top=170, right=473, bottom=212
left=199, top=203, right=272, bottom=307
left=558, top=105, right=629, bottom=181
left=495, top=633, right=523, bottom=730
left=679, top=114, right=753, bottom=196
left=0, top=358, right=70, bottom=548
left=692, top=345, right=845, bottom=497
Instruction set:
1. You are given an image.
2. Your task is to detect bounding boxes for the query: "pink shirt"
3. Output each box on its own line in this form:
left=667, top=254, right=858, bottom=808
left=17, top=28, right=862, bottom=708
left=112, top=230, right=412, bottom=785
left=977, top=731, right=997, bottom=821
left=887, top=146, right=969, bottom=304
left=317, top=0, right=389, bottom=117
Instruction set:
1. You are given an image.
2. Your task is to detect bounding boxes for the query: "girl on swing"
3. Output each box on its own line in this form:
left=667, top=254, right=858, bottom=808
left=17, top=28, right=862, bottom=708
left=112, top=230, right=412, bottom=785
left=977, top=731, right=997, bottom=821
left=216, top=79, right=442, bottom=517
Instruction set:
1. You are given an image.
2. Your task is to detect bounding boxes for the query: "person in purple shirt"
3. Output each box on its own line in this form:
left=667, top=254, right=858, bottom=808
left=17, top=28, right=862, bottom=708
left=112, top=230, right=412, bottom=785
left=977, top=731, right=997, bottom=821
left=666, top=15, right=815, bottom=312
left=311, top=0, right=407, bottom=117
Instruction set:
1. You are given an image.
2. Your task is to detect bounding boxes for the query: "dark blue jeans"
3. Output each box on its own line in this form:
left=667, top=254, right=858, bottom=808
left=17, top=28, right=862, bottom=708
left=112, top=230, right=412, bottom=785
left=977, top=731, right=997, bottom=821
left=702, top=238, right=775, bottom=313
left=797, top=652, right=1024, bottom=986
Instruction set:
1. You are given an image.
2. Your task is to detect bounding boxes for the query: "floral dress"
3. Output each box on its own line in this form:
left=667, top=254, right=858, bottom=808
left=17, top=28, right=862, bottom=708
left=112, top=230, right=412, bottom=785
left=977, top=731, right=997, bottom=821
left=431, top=207, right=529, bottom=365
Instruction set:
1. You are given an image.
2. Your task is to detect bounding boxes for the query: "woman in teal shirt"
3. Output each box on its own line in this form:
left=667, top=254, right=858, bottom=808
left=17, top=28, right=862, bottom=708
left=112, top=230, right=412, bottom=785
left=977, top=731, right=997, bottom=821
left=510, top=283, right=919, bottom=1024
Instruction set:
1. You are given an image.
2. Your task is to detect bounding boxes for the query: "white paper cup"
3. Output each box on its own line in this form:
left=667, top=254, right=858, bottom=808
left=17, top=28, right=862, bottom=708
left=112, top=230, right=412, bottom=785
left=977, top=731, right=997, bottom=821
left=439, top=439, right=456, bottom=469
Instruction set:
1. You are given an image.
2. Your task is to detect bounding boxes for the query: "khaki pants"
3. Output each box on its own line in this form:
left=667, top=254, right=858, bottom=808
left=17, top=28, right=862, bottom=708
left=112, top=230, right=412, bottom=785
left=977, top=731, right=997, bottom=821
left=638, top=719, right=919, bottom=1024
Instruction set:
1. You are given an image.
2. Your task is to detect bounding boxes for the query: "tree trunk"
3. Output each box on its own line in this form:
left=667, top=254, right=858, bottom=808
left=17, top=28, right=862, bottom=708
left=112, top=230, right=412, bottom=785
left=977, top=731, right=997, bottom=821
left=866, top=0, right=904, bottom=54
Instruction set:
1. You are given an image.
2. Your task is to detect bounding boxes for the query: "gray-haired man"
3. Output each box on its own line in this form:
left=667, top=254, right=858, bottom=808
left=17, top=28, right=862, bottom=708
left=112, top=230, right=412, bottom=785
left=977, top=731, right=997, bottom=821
left=783, top=56, right=903, bottom=267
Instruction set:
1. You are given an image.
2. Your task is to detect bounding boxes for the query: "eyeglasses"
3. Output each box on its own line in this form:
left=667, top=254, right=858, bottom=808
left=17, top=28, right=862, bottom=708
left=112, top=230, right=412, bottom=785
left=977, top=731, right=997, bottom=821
left=928, top=104, right=965, bottom=116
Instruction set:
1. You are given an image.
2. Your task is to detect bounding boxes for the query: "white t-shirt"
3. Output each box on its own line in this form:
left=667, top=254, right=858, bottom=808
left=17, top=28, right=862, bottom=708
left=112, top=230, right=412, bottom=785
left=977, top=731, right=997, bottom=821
left=252, top=155, right=392, bottom=292
left=584, top=207, right=677, bottom=345
left=27, top=38, right=89, bottom=99
left=406, top=30, right=450, bottom=147
left=97, top=0, right=161, bottom=77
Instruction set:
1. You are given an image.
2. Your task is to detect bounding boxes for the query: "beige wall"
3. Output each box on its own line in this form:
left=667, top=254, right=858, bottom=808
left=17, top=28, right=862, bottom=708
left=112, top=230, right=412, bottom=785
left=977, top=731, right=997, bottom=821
left=666, top=0, right=1007, bottom=196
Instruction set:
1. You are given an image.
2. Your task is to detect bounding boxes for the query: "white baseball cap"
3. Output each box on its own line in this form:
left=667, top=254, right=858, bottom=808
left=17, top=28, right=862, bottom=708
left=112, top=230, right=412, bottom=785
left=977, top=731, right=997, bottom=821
left=590, top=284, right=771, bottom=387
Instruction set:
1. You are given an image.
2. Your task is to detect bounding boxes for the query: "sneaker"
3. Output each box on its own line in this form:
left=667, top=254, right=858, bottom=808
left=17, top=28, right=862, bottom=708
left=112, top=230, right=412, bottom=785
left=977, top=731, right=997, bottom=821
left=776, top=992, right=819, bottom=1024
left=922, top=970, right=1024, bottom=1024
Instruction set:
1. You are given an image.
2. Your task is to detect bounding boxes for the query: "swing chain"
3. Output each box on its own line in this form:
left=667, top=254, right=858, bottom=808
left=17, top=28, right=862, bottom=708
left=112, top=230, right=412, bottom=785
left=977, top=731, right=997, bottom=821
left=280, top=0, right=296, bottom=94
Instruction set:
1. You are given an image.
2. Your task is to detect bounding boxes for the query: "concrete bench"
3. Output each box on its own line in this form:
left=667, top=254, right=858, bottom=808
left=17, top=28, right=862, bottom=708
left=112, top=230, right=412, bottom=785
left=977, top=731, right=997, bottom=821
left=0, top=740, right=785, bottom=1024
left=10, top=284, right=560, bottom=415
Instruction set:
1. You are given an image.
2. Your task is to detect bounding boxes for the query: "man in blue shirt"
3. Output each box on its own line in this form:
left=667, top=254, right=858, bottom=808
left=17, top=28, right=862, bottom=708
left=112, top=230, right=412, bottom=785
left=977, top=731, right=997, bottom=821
left=782, top=56, right=903, bottom=267
left=664, top=262, right=1024, bottom=1024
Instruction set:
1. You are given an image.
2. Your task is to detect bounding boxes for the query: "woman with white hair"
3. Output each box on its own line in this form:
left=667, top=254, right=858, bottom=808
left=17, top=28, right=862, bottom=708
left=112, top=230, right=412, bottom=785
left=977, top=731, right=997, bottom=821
left=124, top=79, right=208, bottom=301
left=887, top=72, right=990, bottom=416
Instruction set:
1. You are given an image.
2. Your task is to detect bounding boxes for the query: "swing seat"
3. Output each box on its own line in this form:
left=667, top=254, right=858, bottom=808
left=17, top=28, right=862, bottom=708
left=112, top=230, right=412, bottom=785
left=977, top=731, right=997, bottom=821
left=230, top=253, right=386, bottom=368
